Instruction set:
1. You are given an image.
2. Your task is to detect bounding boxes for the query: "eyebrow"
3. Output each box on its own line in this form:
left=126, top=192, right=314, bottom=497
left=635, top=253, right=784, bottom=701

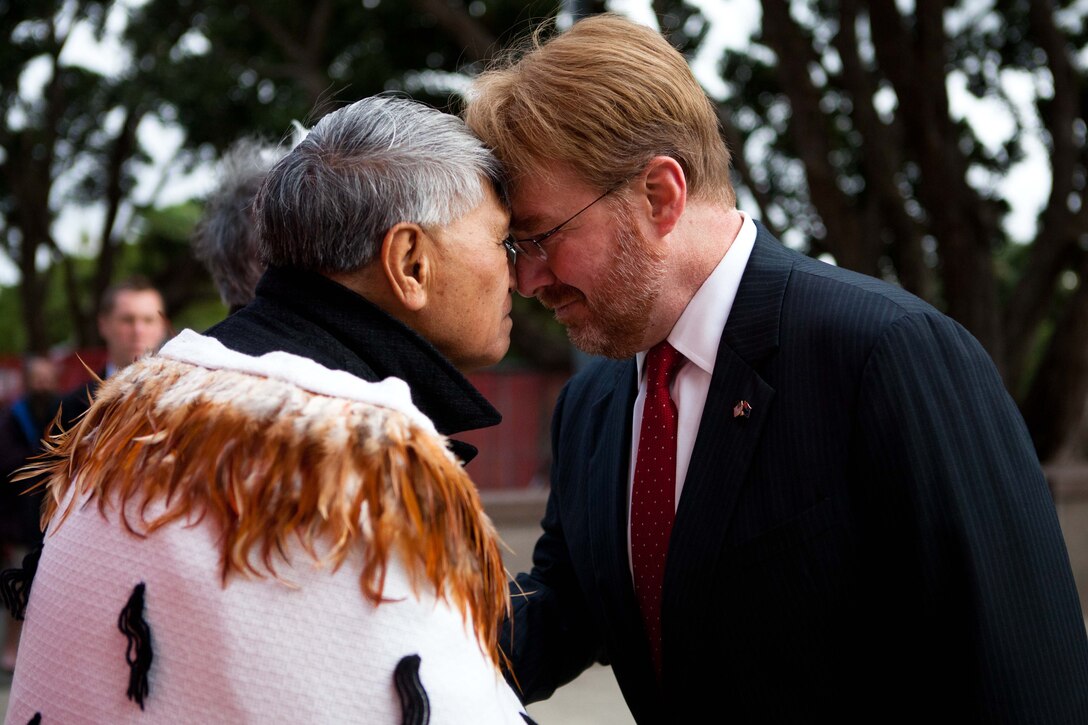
left=510, top=213, right=552, bottom=236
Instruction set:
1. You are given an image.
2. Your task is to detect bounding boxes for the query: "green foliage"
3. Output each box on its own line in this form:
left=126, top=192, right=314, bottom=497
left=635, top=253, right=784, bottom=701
left=124, top=0, right=557, bottom=155
left=172, top=296, right=228, bottom=335
left=0, top=197, right=219, bottom=353
left=0, top=282, right=26, bottom=354
left=0, top=0, right=562, bottom=355
left=1, top=0, right=1083, bottom=454
left=0, top=259, right=87, bottom=354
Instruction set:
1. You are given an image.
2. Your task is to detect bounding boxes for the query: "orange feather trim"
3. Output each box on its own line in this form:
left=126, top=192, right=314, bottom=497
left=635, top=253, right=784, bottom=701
left=17, top=356, right=510, bottom=666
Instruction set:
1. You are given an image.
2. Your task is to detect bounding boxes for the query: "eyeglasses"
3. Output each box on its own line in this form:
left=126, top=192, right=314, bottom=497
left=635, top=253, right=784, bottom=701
left=505, top=181, right=626, bottom=263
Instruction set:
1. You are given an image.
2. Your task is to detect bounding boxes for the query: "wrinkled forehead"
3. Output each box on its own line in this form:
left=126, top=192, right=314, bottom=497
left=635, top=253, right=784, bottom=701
left=507, top=161, right=597, bottom=231
left=432, top=181, right=511, bottom=243
left=481, top=202, right=512, bottom=239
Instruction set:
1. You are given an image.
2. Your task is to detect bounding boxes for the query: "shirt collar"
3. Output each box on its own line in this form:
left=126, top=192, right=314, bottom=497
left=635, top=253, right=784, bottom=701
left=636, top=211, right=757, bottom=380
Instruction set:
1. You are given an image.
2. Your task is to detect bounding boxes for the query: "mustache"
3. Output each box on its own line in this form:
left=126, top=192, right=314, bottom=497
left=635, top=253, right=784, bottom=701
left=536, top=284, right=585, bottom=310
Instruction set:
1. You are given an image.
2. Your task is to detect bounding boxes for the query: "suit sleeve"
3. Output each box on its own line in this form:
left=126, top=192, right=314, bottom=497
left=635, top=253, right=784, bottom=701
left=59, top=384, right=94, bottom=432
left=856, top=311, right=1088, bottom=720
left=500, top=383, right=604, bottom=704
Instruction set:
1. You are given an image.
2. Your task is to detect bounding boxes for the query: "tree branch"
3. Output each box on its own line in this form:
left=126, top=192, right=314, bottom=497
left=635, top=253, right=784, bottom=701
left=760, top=0, right=870, bottom=271
left=835, top=0, right=931, bottom=299
left=1004, top=0, right=1085, bottom=387
left=43, top=234, right=89, bottom=348
left=716, top=105, right=786, bottom=242
left=867, top=0, right=1004, bottom=362
left=409, top=0, right=498, bottom=65
left=92, top=106, right=143, bottom=322
left=241, top=1, right=306, bottom=63
left=1022, top=249, right=1088, bottom=462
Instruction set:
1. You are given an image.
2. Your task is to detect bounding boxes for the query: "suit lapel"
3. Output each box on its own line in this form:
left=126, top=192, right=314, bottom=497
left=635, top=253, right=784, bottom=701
left=586, top=364, right=635, bottom=605
left=662, top=228, right=794, bottom=670
left=586, top=362, right=661, bottom=702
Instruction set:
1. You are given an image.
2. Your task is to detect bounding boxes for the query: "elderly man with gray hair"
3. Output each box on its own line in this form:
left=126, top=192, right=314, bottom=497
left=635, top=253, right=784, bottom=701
left=192, top=137, right=290, bottom=314
left=6, top=96, right=529, bottom=723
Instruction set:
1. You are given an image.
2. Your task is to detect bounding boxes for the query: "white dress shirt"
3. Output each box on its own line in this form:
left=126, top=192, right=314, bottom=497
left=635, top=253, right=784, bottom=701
left=628, top=212, right=756, bottom=566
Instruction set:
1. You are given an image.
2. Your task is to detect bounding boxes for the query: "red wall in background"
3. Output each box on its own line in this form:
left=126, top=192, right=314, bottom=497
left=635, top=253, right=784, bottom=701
left=57, top=349, right=109, bottom=392
left=460, top=370, right=570, bottom=490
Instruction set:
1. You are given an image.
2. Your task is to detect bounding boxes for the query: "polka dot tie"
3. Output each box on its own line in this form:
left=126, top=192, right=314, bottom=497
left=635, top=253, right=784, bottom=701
left=631, top=340, right=684, bottom=679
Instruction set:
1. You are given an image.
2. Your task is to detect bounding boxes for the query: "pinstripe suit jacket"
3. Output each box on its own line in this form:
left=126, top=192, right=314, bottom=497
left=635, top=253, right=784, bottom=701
left=504, top=225, right=1088, bottom=723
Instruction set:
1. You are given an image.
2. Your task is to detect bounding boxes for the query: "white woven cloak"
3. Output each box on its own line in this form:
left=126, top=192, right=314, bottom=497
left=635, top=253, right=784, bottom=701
left=6, top=330, right=527, bottom=724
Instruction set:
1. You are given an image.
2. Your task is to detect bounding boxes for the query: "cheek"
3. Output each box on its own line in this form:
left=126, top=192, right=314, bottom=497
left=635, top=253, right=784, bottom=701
left=550, top=246, right=600, bottom=287
left=553, top=262, right=591, bottom=295
left=482, top=261, right=508, bottom=296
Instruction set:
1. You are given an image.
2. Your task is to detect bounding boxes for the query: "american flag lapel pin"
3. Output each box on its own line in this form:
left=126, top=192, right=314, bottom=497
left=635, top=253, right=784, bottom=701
left=733, top=400, right=752, bottom=420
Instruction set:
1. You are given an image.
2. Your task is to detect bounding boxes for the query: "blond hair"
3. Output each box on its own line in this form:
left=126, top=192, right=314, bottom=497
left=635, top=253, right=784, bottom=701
left=465, top=14, right=734, bottom=206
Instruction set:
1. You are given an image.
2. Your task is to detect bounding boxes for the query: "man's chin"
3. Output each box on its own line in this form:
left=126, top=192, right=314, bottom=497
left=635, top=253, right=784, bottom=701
left=566, top=323, right=637, bottom=360
left=541, top=290, right=648, bottom=359
left=459, top=339, right=511, bottom=372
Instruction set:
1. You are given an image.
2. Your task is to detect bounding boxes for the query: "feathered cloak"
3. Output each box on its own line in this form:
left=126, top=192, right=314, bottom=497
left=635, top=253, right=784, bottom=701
left=6, top=330, right=525, bottom=724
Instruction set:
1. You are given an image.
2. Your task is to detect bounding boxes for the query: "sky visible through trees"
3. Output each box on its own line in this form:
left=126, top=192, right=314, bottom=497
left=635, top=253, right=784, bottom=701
left=0, top=0, right=1085, bottom=460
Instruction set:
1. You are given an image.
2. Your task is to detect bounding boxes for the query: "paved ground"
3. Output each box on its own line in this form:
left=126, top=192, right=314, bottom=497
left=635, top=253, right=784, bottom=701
left=489, top=492, right=635, bottom=724
left=1051, top=465, right=1088, bottom=616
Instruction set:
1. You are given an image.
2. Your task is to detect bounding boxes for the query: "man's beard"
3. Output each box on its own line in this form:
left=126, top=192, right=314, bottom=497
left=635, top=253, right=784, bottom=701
left=537, top=202, right=666, bottom=359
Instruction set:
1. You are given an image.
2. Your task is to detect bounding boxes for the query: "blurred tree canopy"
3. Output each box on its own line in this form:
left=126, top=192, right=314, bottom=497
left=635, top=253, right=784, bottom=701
left=126, top=0, right=556, bottom=147
left=0, top=0, right=1085, bottom=460
left=0, top=0, right=558, bottom=353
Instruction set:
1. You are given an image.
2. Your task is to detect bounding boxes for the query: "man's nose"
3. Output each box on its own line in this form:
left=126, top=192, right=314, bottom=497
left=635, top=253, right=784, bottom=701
left=514, top=255, right=554, bottom=298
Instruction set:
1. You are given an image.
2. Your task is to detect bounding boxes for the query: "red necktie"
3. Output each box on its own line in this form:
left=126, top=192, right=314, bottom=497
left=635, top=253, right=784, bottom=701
left=631, top=340, right=684, bottom=678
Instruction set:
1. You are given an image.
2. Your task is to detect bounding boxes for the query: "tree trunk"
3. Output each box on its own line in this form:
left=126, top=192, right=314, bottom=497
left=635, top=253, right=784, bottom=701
left=1022, top=256, right=1088, bottom=461
left=867, top=0, right=1004, bottom=366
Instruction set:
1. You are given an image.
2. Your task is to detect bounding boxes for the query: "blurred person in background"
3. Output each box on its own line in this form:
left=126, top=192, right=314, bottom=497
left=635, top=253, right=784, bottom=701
left=0, top=355, right=59, bottom=670
left=59, top=276, right=170, bottom=427
left=192, top=136, right=294, bottom=314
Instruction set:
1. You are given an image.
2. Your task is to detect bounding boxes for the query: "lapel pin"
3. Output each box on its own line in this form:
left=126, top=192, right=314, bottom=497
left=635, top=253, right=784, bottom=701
left=733, top=400, right=752, bottom=420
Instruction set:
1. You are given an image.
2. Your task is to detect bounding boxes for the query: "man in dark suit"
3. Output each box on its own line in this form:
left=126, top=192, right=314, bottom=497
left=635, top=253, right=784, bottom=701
left=191, top=137, right=292, bottom=315
left=465, top=14, right=1088, bottom=722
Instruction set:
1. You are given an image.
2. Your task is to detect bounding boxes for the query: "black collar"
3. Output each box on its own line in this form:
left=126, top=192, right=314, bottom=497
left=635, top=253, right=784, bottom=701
left=208, top=267, right=501, bottom=461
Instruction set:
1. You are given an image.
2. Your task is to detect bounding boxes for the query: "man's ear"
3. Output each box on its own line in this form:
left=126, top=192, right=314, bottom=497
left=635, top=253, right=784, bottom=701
left=380, top=222, right=432, bottom=312
left=640, top=155, right=687, bottom=236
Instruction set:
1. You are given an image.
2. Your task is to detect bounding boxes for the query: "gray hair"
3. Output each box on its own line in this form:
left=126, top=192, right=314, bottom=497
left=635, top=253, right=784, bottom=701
left=256, top=95, right=505, bottom=273
left=193, top=137, right=292, bottom=310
